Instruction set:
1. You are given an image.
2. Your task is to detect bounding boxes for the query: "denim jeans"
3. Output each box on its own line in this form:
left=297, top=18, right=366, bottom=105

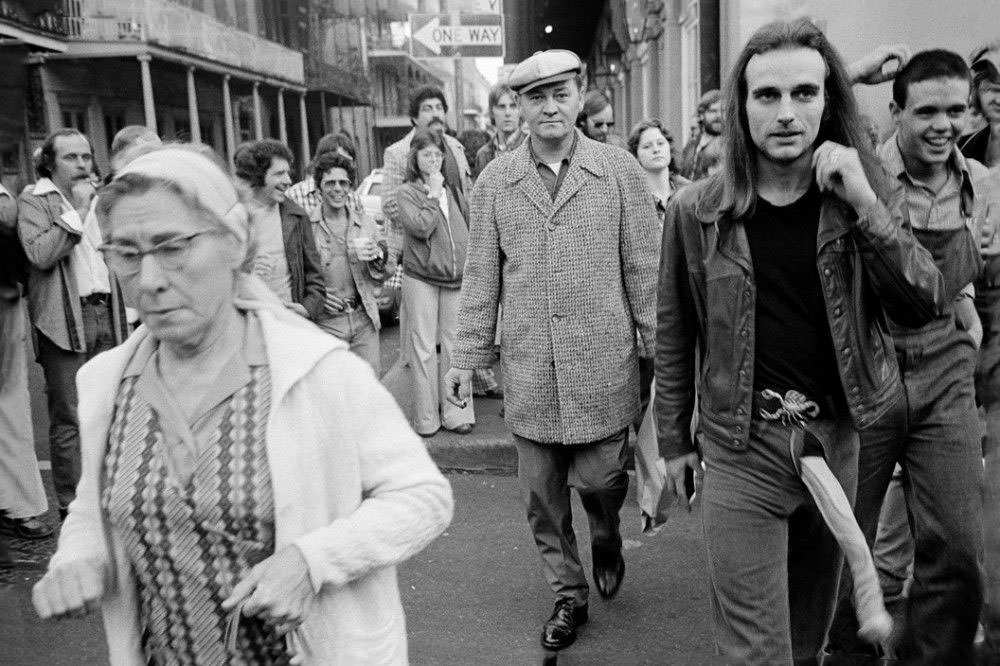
left=36, top=300, right=116, bottom=510
left=317, top=308, right=381, bottom=376
left=828, top=319, right=983, bottom=665
left=701, top=413, right=859, bottom=665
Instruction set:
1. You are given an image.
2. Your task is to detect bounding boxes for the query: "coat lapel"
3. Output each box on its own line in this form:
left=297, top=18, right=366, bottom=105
left=551, top=138, right=603, bottom=216
left=715, top=215, right=754, bottom=274
left=279, top=203, right=296, bottom=246
left=507, top=143, right=553, bottom=216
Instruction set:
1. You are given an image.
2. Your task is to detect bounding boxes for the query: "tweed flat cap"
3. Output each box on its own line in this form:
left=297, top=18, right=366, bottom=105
left=508, top=49, right=582, bottom=94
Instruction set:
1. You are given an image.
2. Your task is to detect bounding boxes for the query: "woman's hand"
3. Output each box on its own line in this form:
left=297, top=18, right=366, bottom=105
left=222, top=545, right=315, bottom=637
left=426, top=172, right=445, bottom=198
left=32, top=558, right=106, bottom=620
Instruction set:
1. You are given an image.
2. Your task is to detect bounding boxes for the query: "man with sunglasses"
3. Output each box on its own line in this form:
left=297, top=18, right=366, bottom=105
left=577, top=90, right=621, bottom=146
left=309, top=151, right=392, bottom=374
left=17, top=129, right=130, bottom=518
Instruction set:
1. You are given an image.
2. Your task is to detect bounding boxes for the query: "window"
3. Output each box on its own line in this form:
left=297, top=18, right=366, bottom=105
left=104, top=112, right=126, bottom=154
left=62, top=109, right=87, bottom=132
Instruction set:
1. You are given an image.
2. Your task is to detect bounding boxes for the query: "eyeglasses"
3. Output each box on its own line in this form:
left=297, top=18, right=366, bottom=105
left=321, top=179, right=352, bottom=189
left=98, top=230, right=220, bottom=276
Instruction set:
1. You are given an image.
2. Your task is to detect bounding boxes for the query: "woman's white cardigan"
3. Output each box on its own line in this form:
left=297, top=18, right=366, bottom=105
left=49, top=307, right=454, bottom=665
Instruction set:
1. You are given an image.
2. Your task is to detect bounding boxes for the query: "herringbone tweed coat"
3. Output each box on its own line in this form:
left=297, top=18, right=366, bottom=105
left=452, top=132, right=659, bottom=444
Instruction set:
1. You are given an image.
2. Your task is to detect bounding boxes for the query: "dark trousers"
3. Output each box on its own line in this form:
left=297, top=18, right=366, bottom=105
left=827, top=321, right=983, bottom=665
left=701, top=414, right=858, bottom=665
left=513, top=429, right=629, bottom=605
left=36, top=301, right=116, bottom=511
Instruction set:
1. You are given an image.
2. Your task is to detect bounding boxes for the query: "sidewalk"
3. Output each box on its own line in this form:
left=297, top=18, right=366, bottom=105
left=380, top=354, right=518, bottom=474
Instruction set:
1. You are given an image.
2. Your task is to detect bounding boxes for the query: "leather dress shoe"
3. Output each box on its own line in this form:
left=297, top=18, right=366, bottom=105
left=449, top=423, right=473, bottom=435
left=0, top=513, right=53, bottom=539
left=593, top=548, right=625, bottom=599
left=541, top=598, right=588, bottom=650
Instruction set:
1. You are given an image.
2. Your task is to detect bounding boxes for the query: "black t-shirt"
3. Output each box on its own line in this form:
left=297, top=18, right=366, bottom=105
left=744, top=186, right=844, bottom=403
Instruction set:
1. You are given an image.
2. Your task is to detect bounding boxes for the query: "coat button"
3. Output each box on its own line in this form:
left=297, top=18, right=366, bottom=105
left=735, top=425, right=743, bottom=434
left=834, top=307, right=842, bottom=316
left=737, top=407, right=745, bottom=416
left=740, top=329, right=749, bottom=338
left=823, top=267, right=832, bottom=276
left=842, top=347, right=851, bottom=355
left=733, top=439, right=741, bottom=447
left=851, top=386, right=860, bottom=394
left=551, top=314, right=561, bottom=322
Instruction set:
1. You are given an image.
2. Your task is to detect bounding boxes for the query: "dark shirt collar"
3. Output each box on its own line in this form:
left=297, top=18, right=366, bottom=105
left=528, top=131, right=579, bottom=172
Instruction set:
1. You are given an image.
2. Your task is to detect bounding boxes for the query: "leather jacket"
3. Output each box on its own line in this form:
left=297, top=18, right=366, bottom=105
left=654, top=175, right=946, bottom=460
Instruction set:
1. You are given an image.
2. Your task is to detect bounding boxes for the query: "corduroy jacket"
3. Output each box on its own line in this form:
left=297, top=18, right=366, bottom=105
left=452, top=132, right=660, bottom=444
left=654, top=174, right=947, bottom=461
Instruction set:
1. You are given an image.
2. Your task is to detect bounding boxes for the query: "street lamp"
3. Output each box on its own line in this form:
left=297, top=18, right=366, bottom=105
left=603, top=33, right=624, bottom=75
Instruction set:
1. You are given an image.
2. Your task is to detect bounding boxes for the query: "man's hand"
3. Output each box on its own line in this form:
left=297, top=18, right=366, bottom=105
left=812, top=141, right=878, bottom=213
left=352, top=237, right=382, bottom=262
left=848, top=44, right=910, bottom=85
left=32, top=558, right=106, bottom=620
left=664, top=452, right=702, bottom=511
left=222, top=545, right=315, bottom=637
left=323, top=292, right=346, bottom=315
left=955, top=295, right=984, bottom=349
left=444, top=368, right=473, bottom=408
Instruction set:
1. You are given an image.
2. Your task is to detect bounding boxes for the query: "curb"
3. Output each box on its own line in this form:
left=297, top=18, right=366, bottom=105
left=425, top=433, right=518, bottom=474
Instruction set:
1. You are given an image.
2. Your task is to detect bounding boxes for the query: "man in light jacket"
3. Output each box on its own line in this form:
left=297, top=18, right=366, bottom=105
left=17, top=129, right=129, bottom=518
left=445, top=49, right=659, bottom=650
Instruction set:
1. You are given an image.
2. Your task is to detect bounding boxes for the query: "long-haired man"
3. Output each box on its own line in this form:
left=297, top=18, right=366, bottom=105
left=655, top=18, right=944, bottom=664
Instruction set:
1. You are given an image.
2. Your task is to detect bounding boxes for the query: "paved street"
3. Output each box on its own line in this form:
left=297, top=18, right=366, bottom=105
left=2, top=322, right=725, bottom=665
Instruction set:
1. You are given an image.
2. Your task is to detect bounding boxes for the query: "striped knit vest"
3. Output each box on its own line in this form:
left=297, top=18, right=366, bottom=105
left=101, top=366, right=292, bottom=666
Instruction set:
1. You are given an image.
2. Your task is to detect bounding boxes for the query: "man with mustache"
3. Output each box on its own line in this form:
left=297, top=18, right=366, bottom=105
left=17, top=129, right=130, bottom=517
left=381, top=86, right=502, bottom=399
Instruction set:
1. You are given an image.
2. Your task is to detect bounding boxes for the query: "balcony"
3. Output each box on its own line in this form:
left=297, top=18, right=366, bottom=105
left=61, top=0, right=304, bottom=83
left=0, top=1, right=68, bottom=50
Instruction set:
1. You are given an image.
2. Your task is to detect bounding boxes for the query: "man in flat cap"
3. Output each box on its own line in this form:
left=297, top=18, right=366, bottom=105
left=445, top=49, right=659, bottom=650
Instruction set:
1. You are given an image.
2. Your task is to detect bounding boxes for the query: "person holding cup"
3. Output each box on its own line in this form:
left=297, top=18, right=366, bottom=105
left=309, top=151, right=393, bottom=374
left=395, top=128, right=475, bottom=436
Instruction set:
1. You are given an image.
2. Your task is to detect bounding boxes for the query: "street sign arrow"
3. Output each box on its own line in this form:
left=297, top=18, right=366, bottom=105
left=410, top=14, right=505, bottom=58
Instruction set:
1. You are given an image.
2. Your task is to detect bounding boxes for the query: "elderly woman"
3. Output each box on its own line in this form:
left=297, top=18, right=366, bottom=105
left=627, top=119, right=690, bottom=225
left=31, top=146, right=453, bottom=666
left=396, top=128, right=475, bottom=437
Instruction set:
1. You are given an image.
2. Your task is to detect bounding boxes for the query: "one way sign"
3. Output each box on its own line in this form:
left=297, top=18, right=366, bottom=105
left=409, top=13, right=505, bottom=58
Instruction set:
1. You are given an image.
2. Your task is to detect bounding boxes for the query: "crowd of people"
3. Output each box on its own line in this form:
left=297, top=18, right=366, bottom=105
left=2, top=14, right=1000, bottom=666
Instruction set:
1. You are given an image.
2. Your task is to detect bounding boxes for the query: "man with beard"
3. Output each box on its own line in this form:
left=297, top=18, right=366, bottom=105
left=656, top=19, right=944, bottom=665
left=680, top=89, right=723, bottom=180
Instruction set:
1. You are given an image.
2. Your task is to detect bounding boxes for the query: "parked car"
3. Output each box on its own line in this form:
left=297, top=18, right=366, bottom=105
left=358, top=169, right=401, bottom=323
